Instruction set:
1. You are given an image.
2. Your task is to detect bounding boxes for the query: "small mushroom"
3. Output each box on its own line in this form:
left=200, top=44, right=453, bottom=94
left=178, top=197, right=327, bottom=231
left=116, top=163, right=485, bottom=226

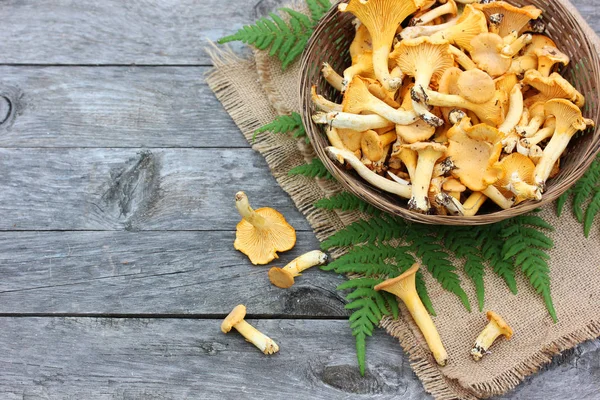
left=534, top=99, right=594, bottom=188
left=438, top=191, right=488, bottom=216
left=339, top=0, right=422, bottom=91
left=516, top=102, right=546, bottom=137
left=234, top=192, right=296, bottom=265
left=430, top=5, right=488, bottom=52
left=311, top=85, right=342, bottom=112
left=322, top=63, right=344, bottom=92
left=268, top=250, right=328, bottom=289
left=494, top=153, right=542, bottom=203
left=390, top=142, right=418, bottom=182
left=523, top=70, right=585, bottom=108
left=342, top=76, right=420, bottom=125
left=326, top=146, right=412, bottom=199
left=457, top=69, right=496, bottom=104
left=362, top=129, right=397, bottom=162
left=221, top=305, right=280, bottom=355
left=312, top=111, right=394, bottom=132
left=473, top=1, right=542, bottom=37
left=375, top=264, right=448, bottom=367
left=535, top=46, right=570, bottom=77
left=442, top=177, right=467, bottom=200
left=500, top=33, right=532, bottom=57
left=519, top=117, right=556, bottom=148
left=471, top=311, right=513, bottom=361
left=470, top=33, right=512, bottom=77
left=508, top=54, right=538, bottom=76
left=404, top=142, right=448, bottom=213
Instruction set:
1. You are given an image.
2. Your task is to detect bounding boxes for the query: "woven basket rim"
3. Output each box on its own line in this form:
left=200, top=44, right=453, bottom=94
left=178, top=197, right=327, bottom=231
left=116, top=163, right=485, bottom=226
left=299, top=0, right=600, bottom=226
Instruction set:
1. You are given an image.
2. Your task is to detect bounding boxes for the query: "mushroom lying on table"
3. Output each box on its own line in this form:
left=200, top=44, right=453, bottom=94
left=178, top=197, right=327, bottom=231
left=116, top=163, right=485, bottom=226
left=222, top=305, right=280, bottom=355
left=268, top=250, right=329, bottom=289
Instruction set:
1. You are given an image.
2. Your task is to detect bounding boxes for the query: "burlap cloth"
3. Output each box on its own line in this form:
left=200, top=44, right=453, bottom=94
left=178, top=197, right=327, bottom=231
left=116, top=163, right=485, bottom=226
left=206, top=2, right=600, bottom=397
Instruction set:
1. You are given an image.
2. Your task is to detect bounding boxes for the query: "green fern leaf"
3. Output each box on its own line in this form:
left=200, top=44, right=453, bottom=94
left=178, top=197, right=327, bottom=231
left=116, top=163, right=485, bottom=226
left=480, top=222, right=518, bottom=294
left=315, top=192, right=381, bottom=216
left=570, top=157, right=600, bottom=222
left=253, top=112, right=306, bottom=142
left=500, top=214, right=557, bottom=322
left=289, top=158, right=334, bottom=180
left=584, top=191, right=600, bottom=237
left=415, top=271, right=436, bottom=316
left=556, top=190, right=570, bottom=217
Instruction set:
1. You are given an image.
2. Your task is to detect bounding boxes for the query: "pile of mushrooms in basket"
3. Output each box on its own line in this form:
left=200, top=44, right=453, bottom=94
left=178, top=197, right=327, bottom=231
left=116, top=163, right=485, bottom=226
left=312, top=0, right=594, bottom=216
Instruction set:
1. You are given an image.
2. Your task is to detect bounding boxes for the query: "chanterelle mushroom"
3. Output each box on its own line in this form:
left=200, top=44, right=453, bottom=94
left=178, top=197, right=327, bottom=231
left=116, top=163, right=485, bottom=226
left=430, top=5, right=488, bottom=53
left=470, top=33, right=512, bottom=77
left=268, top=250, right=328, bottom=289
left=362, top=129, right=397, bottom=162
left=523, top=70, right=585, bottom=108
left=534, top=99, right=594, bottom=188
left=375, top=264, right=448, bottom=366
left=494, top=153, right=542, bottom=203
left=234, top=192, right=296, bottom=265
left=457, top=69, right=496, bottom=104
left=473, top=1, right=542, bottom=37
left=404, top=142, right=448, bottom=213
left=339, top=0, right=427, bottom=91
left=221, top=305, right=280, bottom=355
left=471, top=311, right=513, bottom=361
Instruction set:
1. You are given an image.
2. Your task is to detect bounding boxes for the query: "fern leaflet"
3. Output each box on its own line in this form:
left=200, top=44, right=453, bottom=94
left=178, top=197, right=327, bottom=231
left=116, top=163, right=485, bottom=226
left=218, top=0, right=331, bottom=69
left=315, top=192, right=381, bottom=216
left=253, top=112, right=306, bottom=142
left=584, top=191, right=600, bottom=237
left=288, top=158, right=334, bottom=180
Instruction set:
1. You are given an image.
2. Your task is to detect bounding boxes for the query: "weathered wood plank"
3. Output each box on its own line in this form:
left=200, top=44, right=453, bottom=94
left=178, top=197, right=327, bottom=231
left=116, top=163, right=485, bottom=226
left=0, top=148, right=312, bottom=231
left=0, top=231, right=346, bottom=316
left=0, top=66, right=252, bottom=148
left=0, top=318, right=430, bottom=400
left=0, top=0, right=596, bottom=66
left=0, top=0, right=273, bottom=65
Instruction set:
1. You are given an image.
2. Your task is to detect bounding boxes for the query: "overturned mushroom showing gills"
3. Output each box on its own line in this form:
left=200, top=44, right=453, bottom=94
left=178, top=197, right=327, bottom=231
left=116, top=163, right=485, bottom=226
left=339, top=0, right=425, bottom=91
left=375, top=264, right=448, bottom=366
left=268, top=250, right=329, bottom=289
left=471, top=311, right=513, bottom=361
left=494, top=153, right=542, bottom=203
left=326, top=146, right=412, bottom=199
left=534, top=99, right=594, bottom=188
left=234, top=192, right=296, bottom=265
left=222, top=305, right=280, bottom=354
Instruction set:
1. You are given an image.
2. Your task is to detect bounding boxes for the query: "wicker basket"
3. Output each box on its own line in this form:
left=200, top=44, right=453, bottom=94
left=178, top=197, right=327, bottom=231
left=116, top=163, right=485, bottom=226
left=299, top=0, right=600, bottom=225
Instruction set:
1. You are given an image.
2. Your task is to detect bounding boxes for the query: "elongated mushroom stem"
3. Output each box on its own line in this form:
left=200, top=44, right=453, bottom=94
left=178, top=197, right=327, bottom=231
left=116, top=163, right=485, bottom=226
left=342, top=52, right=375, bottom=89
left=268, top=250, right=328, bottom=289
left=326, top=146, right=412, bottom=199
left=449, top=45, right=477, bottom=70
left=471, top=311, right=513, bottom=361
left=375, top=264, right=448, bottom=366
left=221, top=305, right=279, bottom=355
left=498, top=84, right=524, bottom=135
left=501, top=33, right=532, bottom=57
left=313, top=112, right=394, bottom=131
left=438, top=191, right=488, bottom=216
left=411, top=0, right=457, bottom=26
left=405, top=142, right=448, bottom=213
left=520, top=120, right=556, bottom=148
left=516, top=102, right=546, bottom=137
left=311, top=86, right=342, bottom=112
left=401, top=18, right=459, bottom=40
left=482, top=185, right=514, bottom=209
left=322, top=63, right=344, bottom=92
left=236, top=191, right=267, bottom=228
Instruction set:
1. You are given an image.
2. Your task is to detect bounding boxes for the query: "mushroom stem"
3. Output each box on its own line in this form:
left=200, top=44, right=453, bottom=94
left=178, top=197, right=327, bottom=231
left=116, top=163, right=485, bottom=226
left=313, top=112, right=394, bottom=131
left=409, top=145, right=447, bottom=213
left=521, top=123, right=555, bottom=148
left=449, top=45, right=477, bottom=70
left=375, top=264, right=448, bottom=366
left=471, top=311, right=513, bottom=361
left=533, top=131, right=572, bottom=187
left=411, top=0, right=457, bottom=26
left=401, top=18, right=458, bottom=40
left=445, top=192, right=488, bottom=216
left=322, top=63, right=344, bottom=92
left=373, top=46, right=403, bottom=91
left=311, top=86, right=342, bottom=112
left=326, top=147, right=412, bottom=199
left=482, top=186, right=514, bottom=209
left=233, top=320, right=280, bottom=355
left=235, top=192, right=267, bottom=229
left=325, top=127, right=346, bottom=150
left=498, top=84, right=524, bottom=135
left=283, top=250, right=328, bottom=276
left=501, top=34, right=532, bottom=57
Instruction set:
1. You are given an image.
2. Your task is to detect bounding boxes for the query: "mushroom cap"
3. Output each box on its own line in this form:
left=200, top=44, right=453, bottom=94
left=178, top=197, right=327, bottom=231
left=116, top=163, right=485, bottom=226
left=389, top=36, right=454, bottom=85
left=234, top=207, right=297, bottom=265
left=350, top=23, right=372, bottom=59
left=523, top=34, right=557, bottom=56
left=457, top=69, right=496, bottom=104
left=338, top=128, right=364, bottom=152
left=431, top=5, right=488, bottom=52
left=342, top=76, right=378, bottom=114
left=374, top=263, right=420, bottom=293
left=544, top=98, right=591, bottom=135
left=221, top=305, right=247, bottom=333
left=535, top=46, right=570, bottom=70
left=486, top=310, right=513, bottom=339
left=396, top=89, right=437, bottom=143
left=438, top=67, right=464, bottom=122
left=470, top=33, right=512, bottom=77
left=474, top=1, right=542, bottom=37
left=494, top=153, right=537, bottom=200
left=494, top=73, right=518, bottom=95
left=523, top=70, right=585, bottom=108
left=268, top=267, right=296, bottom=289
left=362, top=129, right=396, bottom=161
left=404, top=141, right=448, bottom=156
left=447, top=121, right=504, bottom=191
left=442, top=178, right=467, bottom=192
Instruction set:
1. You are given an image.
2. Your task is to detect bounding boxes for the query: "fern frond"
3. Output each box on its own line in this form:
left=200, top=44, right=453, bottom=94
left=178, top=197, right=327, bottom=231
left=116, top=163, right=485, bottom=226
left=254, top=112, right=306, bottom=142
left=584, top=191, right=600, bottom=237
left=218, top=1, right=331, bottom=69
left=556, top=190, right=570, bottom=217
left=288, top=158, right=334, bottom=180
left=320, top=214, right=407, bottom=250
left=315, top=192, right=381, bottom=216
left=480, top=222, right=518, bottom=294
left=500, top=214, right=557, bottom=322
left=415, top=270, right=436, bottom=316
left=562, top=156, right=600, bottom=222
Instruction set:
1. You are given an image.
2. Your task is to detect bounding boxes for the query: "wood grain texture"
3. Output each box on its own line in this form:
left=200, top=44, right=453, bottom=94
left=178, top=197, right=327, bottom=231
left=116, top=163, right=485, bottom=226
left=0, top=66, right=251, bottom=148
left=0, top=0, right=268, bottom=65
left=0, top=231, right=346, bottom=316
left=0, top=318, right=430, bottom=400
left=0, top=148, right=311, bottom=231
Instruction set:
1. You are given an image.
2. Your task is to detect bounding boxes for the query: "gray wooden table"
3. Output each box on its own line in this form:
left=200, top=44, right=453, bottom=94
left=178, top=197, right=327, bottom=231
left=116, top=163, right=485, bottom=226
left=0, top=1, right=599, bottom=399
